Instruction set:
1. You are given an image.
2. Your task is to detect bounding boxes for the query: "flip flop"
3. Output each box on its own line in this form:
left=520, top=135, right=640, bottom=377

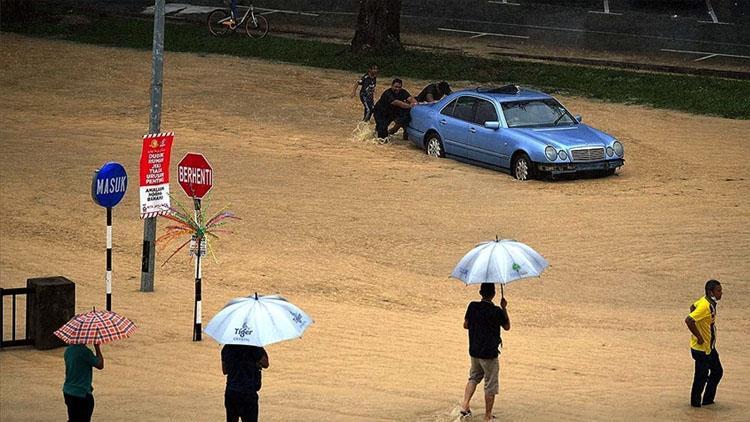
left=459, top=409, right=472, bottom=417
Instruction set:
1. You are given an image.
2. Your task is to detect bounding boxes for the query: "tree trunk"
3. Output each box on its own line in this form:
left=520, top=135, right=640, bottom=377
left=351, top=0, right=402, bottom=53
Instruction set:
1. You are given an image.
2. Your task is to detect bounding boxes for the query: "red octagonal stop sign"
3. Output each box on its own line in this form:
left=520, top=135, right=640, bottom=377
left=177, top=153, right=213, bottom=199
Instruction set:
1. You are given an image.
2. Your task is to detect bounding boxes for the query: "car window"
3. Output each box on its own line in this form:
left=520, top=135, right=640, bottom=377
left=501, top=99, right=576, bottom=128
left=440, top=99, right=457, bottom=117
left=473, top=99, right=498, bottom=125
left=452, top=96, right=477, bottom=122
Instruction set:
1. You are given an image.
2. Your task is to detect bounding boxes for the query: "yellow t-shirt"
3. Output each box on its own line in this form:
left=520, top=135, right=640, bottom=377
left=688, top=296, right=716, bottom=354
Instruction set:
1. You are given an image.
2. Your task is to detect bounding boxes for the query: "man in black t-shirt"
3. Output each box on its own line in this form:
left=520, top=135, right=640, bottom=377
left=416, top=81, right=452, bottom=103
left=459, top=283, right=510, bottom=421
left=221, top=344, right=269, bottom=422
left=373, top=78, right=417, bottom=139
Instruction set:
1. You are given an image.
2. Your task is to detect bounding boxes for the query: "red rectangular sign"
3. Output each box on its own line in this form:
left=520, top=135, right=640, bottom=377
left=139, top=132, right=174, bottom=218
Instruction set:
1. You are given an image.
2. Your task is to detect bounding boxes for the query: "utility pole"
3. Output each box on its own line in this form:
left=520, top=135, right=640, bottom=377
left=141, top=0, right=165, bottom=292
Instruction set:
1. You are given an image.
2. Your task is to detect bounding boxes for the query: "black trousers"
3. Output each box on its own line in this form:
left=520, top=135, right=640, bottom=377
left=225, top=389, right=259, bottom=422
left=360, top=95, right=374, bottom=121
left=690, top=349, right=723, bottom=406
left=374, top=110, right=411, bottom=139
left=64, top=393, right=94, bottom=422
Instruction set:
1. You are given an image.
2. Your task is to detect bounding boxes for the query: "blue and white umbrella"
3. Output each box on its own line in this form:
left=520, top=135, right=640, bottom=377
left=204, top=293, right=313, bottom=346
left=451, top=238, right=548, bottom=295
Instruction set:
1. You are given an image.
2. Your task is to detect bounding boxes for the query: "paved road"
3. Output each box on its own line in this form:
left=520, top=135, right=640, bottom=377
left=130, top=0, right=750, bottom=74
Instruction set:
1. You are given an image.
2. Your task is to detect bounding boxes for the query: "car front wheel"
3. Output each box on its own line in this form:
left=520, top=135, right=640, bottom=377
left=512, top=153, right=535, bottom=181
left=425, top=134, right=445, bottom=158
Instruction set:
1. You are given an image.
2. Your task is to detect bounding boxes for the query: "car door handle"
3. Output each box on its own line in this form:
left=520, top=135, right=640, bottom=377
left=439, top=119, right=447, bottom=125
left=469, top=127, right=477, bottom=133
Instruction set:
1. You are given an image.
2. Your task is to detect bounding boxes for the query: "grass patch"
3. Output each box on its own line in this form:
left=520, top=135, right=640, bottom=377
left=3, top=14, right=749, bottom=119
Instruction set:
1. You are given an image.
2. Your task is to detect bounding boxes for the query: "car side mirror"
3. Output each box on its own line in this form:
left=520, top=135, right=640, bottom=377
left=484, top=121, right=501, bottom=130
left=575, top=115, right=583, bottom=123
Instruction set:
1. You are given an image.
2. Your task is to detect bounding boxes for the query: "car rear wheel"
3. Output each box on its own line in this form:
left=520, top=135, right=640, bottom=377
left=425, top=133, right=445, bottom=158
left=512, top=153, right=535, bottom=181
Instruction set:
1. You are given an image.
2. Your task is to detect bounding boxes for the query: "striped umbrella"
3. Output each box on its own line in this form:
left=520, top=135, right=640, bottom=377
left=54, top=308, right=137, bottom=345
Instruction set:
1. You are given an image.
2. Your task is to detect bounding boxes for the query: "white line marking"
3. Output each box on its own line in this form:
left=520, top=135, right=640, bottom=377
left=438, top=27, right=529, bottom=40
left=661, top=48, right=750, bottom=60
left=488, top=0, right=520, bottom=5
left=256, top=7, right=319, bottom=17
left=694, top=54, right=718, bottom=62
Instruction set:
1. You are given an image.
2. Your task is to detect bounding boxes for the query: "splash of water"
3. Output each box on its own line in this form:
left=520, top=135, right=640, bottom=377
left=349, top=121, right=408, bottom=145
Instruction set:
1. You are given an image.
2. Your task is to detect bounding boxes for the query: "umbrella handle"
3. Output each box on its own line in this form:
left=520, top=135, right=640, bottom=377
left=500, top=283, right=504, bottom=298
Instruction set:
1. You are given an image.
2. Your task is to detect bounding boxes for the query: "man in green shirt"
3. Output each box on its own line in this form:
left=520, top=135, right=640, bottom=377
left=63, top=344, right=104, bottom=422
left=684, top=279, right=723, bottom=408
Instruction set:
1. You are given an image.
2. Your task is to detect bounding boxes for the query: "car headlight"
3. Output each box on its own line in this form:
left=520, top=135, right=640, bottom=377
left=613, top=140, right=624, bottom=157
left=606, top=147, right=614, bottom=157
left=557, top=150, right=568, bottom=160
left=545, top=146, right=557, bottom=161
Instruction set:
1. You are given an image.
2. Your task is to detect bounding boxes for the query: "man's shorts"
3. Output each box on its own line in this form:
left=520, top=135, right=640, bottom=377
left=468, top=357, right=499, bottom=395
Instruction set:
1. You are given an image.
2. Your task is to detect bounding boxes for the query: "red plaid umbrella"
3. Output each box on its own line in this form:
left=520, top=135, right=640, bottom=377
left=54, top=308, right=137, bottom=345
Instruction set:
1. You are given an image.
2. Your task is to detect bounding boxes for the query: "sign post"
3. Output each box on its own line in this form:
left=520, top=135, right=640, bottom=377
left=177, top=153, right=213, bottom=341
left=141, top=0, right=166, bottom=293
left=91, top=162, right=128, bottom=311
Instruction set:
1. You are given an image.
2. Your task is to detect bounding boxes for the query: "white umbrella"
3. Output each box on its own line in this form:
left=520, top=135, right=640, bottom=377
left=204, top=293, right=313, bottom=346
left=450, top=238, right=548, bottom=295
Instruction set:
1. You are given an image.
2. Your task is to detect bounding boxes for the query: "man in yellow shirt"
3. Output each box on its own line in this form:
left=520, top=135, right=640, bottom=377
left=684, top=279, right=723, bottom=408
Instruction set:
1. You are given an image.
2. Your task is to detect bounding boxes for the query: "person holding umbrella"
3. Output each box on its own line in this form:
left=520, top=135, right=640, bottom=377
left=459, top=283, right=510, bottom=421
left=54, top=308, right=136, bottom=422
left=205, top=293, right=313, bottom=422
left=222, top=344, right=269, bottom=422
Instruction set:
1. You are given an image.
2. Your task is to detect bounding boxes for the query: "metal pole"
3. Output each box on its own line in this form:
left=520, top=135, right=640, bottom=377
left=192, top=197, right=203, bottom=341
left=106, top=207, right=113, bottom=311
left=141, top=0, right=165, bottom=292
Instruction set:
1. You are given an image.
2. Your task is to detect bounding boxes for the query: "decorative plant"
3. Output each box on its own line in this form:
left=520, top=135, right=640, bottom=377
left=157, top=194, right=240, bottom=265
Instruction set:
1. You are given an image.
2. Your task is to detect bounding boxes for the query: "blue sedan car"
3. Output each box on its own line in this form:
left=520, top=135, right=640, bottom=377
left=406, top=85, right=624, bottom=180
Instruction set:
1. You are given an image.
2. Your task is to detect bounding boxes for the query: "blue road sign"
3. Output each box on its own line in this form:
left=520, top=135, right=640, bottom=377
left=92, top=162, right=128, bottom=208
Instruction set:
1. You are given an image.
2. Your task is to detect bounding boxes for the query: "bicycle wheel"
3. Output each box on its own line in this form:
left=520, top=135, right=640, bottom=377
left=208, top=9, right=231, bottom=37
left=245, top=14, right=269, bottom=39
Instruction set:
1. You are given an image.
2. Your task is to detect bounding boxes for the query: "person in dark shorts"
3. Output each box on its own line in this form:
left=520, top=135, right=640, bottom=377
left=459, top=283, right=510, bottom=421
left=222, top=344, right=270, bottom=422
left=685, top=279, right=723, bottom=408
left=416, top=81, right=452, bottom=103
left=352, top=63, right=378, bottom=121
left=373, top=78, right=417, bottom=139
left=63, top=343, right=104, bottom=422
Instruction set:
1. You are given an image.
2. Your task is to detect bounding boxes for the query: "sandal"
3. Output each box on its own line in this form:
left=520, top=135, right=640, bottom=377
left=459, top=409, right=472, bottom=417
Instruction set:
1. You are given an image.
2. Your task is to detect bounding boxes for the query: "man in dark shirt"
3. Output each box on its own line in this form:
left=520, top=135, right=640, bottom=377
left=221, top=344, right=270, bottom=422
left=373, top=78, right=417, bottom=140
left=460, top=283, right=510, bottom=421
left=416, top=81, right=452, bottom=103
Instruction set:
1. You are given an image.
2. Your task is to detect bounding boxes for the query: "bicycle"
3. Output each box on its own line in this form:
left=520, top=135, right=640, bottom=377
left=207, top=4, right=269, bottom=39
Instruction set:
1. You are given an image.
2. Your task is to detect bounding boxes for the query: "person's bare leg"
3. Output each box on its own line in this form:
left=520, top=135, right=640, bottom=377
left=484, top=393, right=496, bottom=421
left=461, top=381, right=477, bottom=413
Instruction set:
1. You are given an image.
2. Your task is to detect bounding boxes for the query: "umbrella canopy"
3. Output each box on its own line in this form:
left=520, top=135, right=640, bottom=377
left=451, top=239, right=548, bottom=287
left=204, top=294, right=313, bottom=347
left=54, top=309, right=137, bottom=345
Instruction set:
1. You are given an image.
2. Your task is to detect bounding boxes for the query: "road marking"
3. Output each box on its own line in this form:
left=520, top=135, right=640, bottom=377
left=256, top=7, right=319, bottom=17
left=588, top=0, right=622, bottom=15
left=488, top=0, right=521, bottom=6
left=661, top=48, right=750, bottom=61
left=438, top=27, right=529, bottom=40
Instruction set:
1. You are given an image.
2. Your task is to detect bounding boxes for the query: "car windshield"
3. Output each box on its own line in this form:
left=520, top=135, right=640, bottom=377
left=501, top=99, right=576, bottom=128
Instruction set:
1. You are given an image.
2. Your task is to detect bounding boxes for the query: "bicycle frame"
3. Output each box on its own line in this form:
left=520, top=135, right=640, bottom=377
left=221, top=5, right=257, bottom=27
